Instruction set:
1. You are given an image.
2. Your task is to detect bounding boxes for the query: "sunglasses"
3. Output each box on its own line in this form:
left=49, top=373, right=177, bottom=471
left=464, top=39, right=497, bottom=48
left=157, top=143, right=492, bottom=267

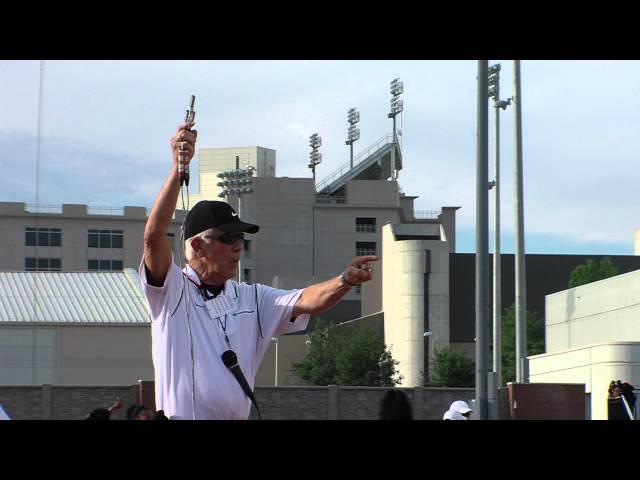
left=204, top=232, right=245, bottom=245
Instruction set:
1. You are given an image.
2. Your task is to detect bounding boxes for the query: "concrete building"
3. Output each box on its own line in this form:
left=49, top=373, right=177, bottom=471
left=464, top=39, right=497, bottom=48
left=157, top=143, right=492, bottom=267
left=189, top=146, right=276, bottom=204
left=0, top=202, right=186, bottom=273
left=359, top=247, right=640, bottom=388
left=0, top=269, right=153, bottom=385
left=529, top=269, right=640, bottom=420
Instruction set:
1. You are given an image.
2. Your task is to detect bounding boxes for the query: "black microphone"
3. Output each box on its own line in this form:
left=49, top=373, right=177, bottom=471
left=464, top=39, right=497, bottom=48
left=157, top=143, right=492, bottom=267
left=221, top=350, right=261, bottom=420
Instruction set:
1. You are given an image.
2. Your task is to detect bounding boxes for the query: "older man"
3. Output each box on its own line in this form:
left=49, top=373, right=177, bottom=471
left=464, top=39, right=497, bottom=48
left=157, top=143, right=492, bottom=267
left=139, top=122, right=377, bottom=419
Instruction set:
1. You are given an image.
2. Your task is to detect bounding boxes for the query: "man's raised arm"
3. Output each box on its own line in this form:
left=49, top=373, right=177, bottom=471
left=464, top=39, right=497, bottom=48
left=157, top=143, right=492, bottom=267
left=143, top=122, right=197, bottom=286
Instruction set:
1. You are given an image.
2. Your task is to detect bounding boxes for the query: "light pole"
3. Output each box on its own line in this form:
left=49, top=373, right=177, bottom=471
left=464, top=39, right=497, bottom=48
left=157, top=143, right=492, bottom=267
left=388, top=78, right=403, bottom=180
left=475, top=60, right=490, bottom=420
left=388, top=78, right=404, bottom=141
left=488, top=63, right=511, bottom=391
left=271, top=337, right=278, bottom=386
left=345, top=108, right=360, bottom=169
left=217, top=159, right=255, bottom=283
left=308, top=133, right=322, bottom=182
left=513, top=60, right=528, bottom=383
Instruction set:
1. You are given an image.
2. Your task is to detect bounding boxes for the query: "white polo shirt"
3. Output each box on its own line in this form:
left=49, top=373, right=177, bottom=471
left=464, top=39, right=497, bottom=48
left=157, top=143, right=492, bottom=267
left=139, top=256, right=310, bottom=420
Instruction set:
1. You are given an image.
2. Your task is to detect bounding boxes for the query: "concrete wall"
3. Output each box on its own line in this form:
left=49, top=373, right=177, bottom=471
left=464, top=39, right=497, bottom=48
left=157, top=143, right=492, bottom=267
left=0, top=384, right=487, bottom=420
left=58, top=326, right=153, bottom=385
left=255, top=333, right=309, bottom=387
left=635, top=229, right=640, bottom=255
left=529, top=342, right=640, bottom=419
left=545, top=269, right=640, bottom=352
left=0, top=325, right=153, bottom=386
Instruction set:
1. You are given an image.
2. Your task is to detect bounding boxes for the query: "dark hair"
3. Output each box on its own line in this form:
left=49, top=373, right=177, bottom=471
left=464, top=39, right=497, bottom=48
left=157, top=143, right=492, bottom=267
left=84, top=408, right=111, bottom=420
left=154, top=410, right=169, bottom=421
left=126, top=404, right=150, bottom=420
left=379, top=390, right=413, bottom=420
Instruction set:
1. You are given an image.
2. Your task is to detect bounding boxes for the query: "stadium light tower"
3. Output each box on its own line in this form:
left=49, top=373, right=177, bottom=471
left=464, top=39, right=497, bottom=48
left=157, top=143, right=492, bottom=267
left=345, top=108, right=360, bottom=169
left=308, top=133, right=322, bottom=182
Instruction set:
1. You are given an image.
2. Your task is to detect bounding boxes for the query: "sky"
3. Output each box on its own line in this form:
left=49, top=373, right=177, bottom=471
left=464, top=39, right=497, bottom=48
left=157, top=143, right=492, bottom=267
left=1, top=60, right=638, bottom=256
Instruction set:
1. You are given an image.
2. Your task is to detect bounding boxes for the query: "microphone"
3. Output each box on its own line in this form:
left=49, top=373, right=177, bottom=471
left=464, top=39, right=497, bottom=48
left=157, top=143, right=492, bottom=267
left=221, top=350, right=262, bottom=420
left=178, top=95, right=196, bottom=187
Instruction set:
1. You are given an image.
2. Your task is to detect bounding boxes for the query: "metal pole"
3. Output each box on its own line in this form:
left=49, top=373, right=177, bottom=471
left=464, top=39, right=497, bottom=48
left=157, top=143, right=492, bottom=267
left=350, top=142, right=354, bottom=169
left=393, top=116, right=397, bottom=142
left=492, top=81, right=502, bottom=389
left=513, top=60, right=528, bottom=383
left=475, top=60, right=490, bottom=420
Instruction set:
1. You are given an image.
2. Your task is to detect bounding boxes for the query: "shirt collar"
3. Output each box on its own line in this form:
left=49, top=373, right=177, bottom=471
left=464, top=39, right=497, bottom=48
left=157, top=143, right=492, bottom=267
left=182, top=264, right=237, bottom=298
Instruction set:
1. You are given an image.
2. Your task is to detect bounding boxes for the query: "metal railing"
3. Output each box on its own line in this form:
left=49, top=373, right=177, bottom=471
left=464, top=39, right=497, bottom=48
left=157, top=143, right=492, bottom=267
left=24, top=204, right=149, bottom=217
left=315, top=134, right=395, bottom=192
left=413, top=210, right=441, bottom=219
left=25, top=204, right=63, bottom=214
left=88, top=206, right=125, bottom=216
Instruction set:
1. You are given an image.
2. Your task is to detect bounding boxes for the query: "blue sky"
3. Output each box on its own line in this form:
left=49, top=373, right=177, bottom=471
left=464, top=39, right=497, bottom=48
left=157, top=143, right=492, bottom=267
left=1, top=60, right=638, bottom=255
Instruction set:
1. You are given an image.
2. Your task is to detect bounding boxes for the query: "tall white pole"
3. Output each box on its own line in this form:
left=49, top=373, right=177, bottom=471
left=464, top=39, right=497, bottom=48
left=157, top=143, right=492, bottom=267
left=492, top=71, right=502, bottom=389
left=475, top=61, right=490, bottom=420
left=513, top=60, right=528, bottom=383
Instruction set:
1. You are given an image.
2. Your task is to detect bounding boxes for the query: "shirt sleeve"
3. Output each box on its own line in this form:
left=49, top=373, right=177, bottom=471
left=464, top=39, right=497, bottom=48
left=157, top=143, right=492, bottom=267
left=138, top=253, right=184, bottom=322
left=256, top=285, right=310, bottom=338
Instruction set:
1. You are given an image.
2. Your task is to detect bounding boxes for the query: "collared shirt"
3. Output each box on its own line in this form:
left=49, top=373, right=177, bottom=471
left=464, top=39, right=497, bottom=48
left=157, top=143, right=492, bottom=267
left=139, top=255, right=309, bottom=420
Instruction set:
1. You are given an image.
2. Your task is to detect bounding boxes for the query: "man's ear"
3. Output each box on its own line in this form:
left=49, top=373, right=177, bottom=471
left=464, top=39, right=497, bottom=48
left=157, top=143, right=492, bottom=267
left=190, top=237, right=203, bottom=256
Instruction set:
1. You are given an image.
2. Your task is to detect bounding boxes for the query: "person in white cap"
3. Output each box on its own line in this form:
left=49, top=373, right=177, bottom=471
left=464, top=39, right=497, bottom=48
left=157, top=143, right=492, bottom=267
left=443, top=400, right=473, bottom=420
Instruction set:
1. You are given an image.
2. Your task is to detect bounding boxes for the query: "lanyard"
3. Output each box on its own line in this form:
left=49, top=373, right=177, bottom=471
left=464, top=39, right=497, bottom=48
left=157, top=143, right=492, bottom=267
left=218, top=315, right=232, bottom=349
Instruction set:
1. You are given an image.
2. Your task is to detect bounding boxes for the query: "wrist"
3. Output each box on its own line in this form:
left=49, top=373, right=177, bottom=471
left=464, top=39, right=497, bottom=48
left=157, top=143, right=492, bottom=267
left=340, top=272, right=357, bottom=288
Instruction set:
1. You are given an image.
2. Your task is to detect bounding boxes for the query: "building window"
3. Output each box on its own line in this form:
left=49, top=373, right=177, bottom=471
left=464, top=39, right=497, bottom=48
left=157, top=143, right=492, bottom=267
left=356, top=241, right=376, bottom=257
left=243, top=239, right=250, bottom=257
left=25, top=257, right=61, bottom=271
left=25, top=228, right=61, bottom=247
left=356, top=217, right=376, bottom=233
left=244, top=269, right=250, bottom=283
left=88, top=229, right=123, bottom=248
left=88, top=259, right=123, bottom=271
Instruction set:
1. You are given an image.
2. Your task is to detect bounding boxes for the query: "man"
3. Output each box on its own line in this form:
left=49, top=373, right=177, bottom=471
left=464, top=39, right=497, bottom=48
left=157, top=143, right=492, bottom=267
left=139, top=122, right=377, bottom=419
left=443, top=400, right=473, bottom=420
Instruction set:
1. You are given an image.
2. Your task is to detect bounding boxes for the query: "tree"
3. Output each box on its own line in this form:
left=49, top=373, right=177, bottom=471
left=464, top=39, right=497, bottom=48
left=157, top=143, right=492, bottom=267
left=501, top=304, right=544, bottom=384
left=292, top=318, right=402, bottom=386
left=568, top=257, right=619, bottom=288
left=429, top=347, right=475, bottom=387
left=291, top=318, right=338, bottom=386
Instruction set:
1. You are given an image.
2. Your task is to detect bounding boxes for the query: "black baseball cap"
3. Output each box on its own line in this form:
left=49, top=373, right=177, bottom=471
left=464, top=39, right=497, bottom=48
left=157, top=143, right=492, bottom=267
left=183, top=201, right=259, bottom=238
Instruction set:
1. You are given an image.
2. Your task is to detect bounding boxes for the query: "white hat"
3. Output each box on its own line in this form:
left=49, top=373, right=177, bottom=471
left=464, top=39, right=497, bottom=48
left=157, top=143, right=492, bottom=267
left=443, top=409, right=467, bottom=420
left=450, top=400, right=472, bottom=415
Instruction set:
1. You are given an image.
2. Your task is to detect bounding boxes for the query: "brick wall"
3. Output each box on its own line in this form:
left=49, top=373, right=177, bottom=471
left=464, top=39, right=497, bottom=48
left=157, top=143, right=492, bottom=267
left=0, top=384, right=505, bottom=420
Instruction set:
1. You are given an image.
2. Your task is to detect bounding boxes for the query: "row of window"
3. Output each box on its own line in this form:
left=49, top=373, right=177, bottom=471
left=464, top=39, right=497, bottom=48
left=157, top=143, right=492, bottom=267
left=24, top=258, right=123, bottom=272
left=24, top=219, right=377, bottom=249
left=24, top=228, right=124, bottom=248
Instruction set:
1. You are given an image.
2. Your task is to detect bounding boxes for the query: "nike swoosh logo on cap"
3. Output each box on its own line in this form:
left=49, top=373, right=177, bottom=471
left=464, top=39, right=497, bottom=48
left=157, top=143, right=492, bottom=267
left=231, top=212, right=238, bottom=217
